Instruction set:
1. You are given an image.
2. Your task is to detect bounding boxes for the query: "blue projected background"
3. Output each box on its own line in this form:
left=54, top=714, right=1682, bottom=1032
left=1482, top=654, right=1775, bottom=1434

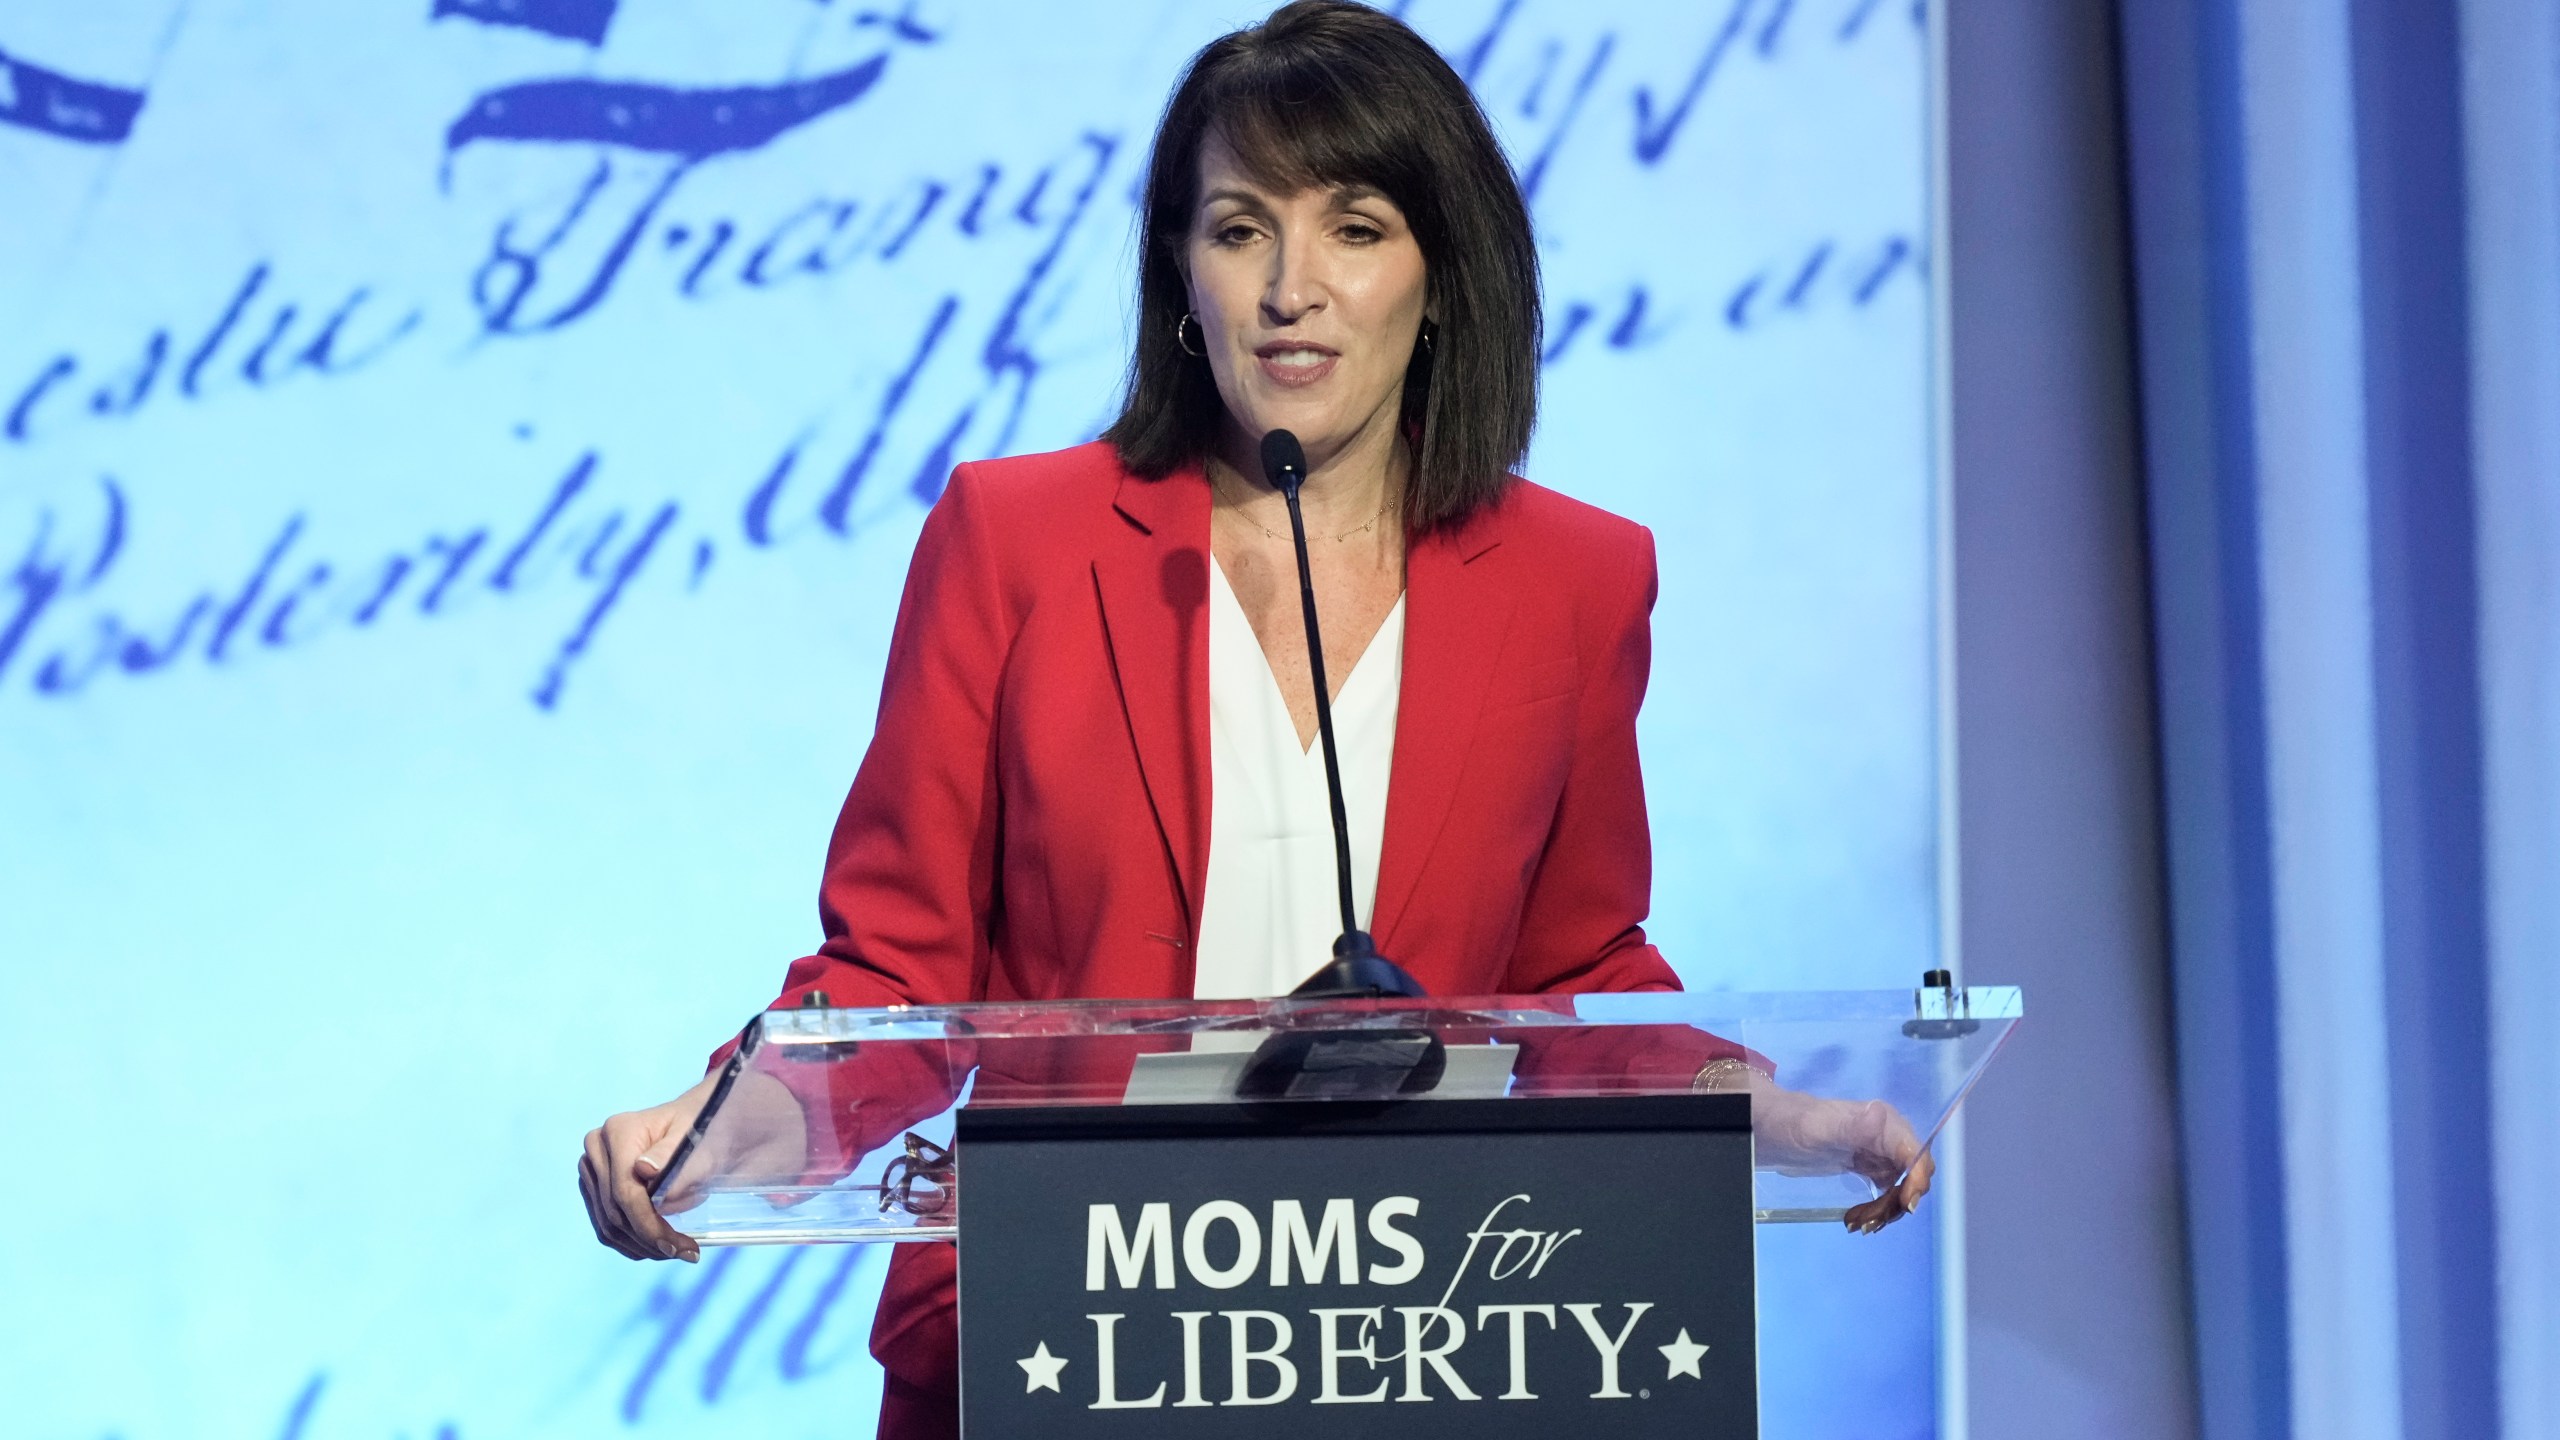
left=0, top=2, right=1938, bottom=1437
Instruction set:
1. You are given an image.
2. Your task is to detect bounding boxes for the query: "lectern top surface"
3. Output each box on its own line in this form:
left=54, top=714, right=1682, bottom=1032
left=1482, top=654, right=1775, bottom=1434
left=743, top=985, right=2022, bottom=1043
left=651, top=985, right=2020, bottom=1246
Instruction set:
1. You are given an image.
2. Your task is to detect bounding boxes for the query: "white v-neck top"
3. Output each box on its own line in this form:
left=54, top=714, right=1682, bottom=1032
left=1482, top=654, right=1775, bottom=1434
left=1192, top=561, right=1406, bottom=999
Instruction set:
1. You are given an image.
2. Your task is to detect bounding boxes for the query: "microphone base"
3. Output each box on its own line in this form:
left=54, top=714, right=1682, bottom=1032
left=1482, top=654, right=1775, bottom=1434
left=1288, top=930, right=1427, bottom=1000
left=1236, top=931, right=1443, bottom=1103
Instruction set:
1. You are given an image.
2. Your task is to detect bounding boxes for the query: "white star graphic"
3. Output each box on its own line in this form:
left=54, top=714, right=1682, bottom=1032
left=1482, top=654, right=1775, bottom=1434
left=1018, top=1340, right=1068, bottom=1394
left=1659, top=1327, right=1709, bottom=1380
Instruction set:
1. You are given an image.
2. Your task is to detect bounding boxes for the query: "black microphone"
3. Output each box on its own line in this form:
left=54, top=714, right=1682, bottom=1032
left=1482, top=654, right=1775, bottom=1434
left=1255, top=428, right=1426, bottom=1005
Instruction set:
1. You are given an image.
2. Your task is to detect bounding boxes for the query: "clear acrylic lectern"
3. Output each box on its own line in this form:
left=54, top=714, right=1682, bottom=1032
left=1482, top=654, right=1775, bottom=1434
left=652, top=984, right=2021, bottom=1246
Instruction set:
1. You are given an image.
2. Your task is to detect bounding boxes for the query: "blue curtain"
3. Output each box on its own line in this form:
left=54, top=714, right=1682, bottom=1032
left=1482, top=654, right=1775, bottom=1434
left=2115, top=2, right=2556, bottom=1437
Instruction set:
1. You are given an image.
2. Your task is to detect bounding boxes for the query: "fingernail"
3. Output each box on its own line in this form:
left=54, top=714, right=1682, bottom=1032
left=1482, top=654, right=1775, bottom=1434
left=658, top=1240, right=680, bottom=1259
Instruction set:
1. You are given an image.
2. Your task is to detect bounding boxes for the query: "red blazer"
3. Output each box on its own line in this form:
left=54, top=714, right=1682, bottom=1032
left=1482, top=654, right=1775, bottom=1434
left=748, top=441, right=1699, bottom=1428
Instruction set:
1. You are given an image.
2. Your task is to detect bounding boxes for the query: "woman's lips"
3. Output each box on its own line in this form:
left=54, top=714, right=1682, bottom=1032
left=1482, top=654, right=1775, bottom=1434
left=1254, top=344, right=1338, bottom=388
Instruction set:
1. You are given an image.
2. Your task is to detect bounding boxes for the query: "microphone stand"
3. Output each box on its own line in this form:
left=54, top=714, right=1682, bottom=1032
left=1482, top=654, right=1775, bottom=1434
left=1236, top=430, right=1442, bottom=1102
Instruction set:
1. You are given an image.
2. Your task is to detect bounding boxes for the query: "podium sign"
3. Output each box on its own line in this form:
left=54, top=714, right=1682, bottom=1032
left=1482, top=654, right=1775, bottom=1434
left=955, top=1095, right=1757, bottom=1438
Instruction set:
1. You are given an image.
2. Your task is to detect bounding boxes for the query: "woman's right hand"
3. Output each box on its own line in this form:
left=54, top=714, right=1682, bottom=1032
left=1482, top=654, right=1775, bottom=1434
left=581, top=1068, right=816, bottom=1263
left=580, top=1073, right=720, bottom=1263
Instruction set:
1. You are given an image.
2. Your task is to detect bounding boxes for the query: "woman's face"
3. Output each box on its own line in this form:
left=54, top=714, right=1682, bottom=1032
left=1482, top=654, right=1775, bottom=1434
left=1183, top=132, right=1429, bottom=477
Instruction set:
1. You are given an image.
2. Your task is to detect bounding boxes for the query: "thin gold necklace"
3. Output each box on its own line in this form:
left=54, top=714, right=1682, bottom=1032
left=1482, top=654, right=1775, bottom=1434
left=1211, top=469, right=1394, bottom=543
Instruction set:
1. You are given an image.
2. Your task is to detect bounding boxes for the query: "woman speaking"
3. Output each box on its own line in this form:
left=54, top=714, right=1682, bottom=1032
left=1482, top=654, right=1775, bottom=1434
left=579, top=3, right=1930, bottom=1435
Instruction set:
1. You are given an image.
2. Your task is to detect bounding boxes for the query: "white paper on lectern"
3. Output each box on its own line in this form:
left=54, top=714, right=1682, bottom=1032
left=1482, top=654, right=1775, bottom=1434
left=1120, top=1041, right=1522, bottom=1104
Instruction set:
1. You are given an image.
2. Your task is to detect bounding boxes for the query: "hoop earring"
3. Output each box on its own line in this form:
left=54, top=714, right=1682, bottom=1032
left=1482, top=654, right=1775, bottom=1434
left=1176, top=312, right=1208, bottom=357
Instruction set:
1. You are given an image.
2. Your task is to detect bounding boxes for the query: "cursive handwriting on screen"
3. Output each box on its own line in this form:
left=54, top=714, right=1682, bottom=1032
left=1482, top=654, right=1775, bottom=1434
left=0, top=0, right=1920, bottom=716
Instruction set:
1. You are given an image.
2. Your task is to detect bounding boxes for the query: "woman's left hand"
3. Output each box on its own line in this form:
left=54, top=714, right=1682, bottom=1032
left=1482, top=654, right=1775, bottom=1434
left=1733, top=1082, right=1936, bottom=1235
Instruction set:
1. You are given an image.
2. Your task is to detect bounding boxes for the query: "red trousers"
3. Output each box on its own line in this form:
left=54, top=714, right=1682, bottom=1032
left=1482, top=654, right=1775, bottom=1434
left=878, top=1375, right=957, bottom=1440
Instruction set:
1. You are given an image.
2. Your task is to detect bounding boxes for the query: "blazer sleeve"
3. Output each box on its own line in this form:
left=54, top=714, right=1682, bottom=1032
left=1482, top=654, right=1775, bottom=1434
left=1498, top=526, right=1759, bottom=1084
left=707, top=463, right=1011, bottom=1165
left=1502, top=523, right=1683, bottom=995
left=785, top=460, right=1011, bottom=1012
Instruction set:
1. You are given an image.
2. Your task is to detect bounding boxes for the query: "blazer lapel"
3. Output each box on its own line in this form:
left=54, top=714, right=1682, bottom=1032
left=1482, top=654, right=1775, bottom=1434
left=1091, top=465, right=1213, bottom=943
left=1373, top=511, right=1513, bottom=952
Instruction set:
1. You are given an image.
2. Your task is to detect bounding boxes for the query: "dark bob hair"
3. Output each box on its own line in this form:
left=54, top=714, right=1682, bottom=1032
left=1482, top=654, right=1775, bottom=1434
left=1101, top=0, right=1540, bottom=536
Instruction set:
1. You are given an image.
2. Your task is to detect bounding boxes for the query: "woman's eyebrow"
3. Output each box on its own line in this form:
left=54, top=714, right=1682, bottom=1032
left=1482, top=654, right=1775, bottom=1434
left=1198, top=183, right=1393, bottom=214
left=1198, top=186, right=1274, bottom=212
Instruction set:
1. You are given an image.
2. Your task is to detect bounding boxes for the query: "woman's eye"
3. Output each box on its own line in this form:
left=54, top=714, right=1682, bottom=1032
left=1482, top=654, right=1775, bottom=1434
left=1339, top=222, right=1384, bottom=244
left=1212, top=223, right=1260, bottom=246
